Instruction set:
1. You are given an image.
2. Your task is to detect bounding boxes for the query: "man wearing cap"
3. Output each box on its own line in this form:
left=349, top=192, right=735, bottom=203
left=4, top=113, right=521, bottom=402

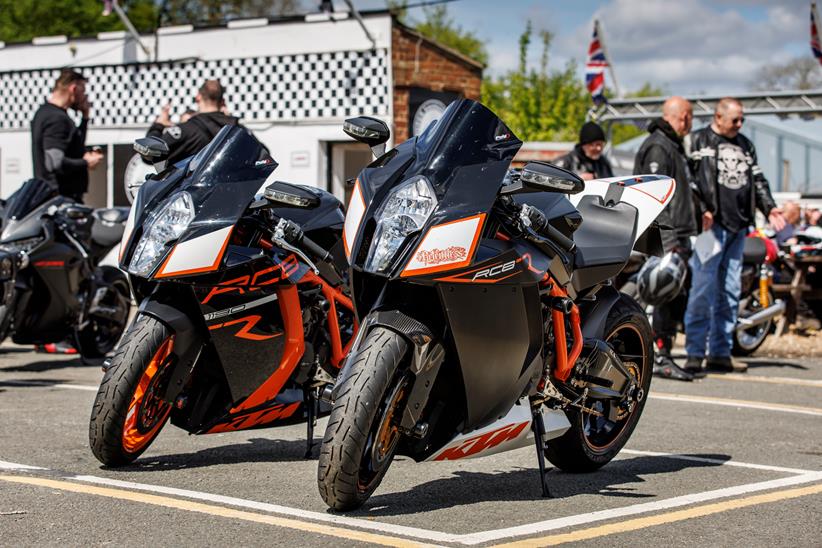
left=553, top=121, right=614, bottom=180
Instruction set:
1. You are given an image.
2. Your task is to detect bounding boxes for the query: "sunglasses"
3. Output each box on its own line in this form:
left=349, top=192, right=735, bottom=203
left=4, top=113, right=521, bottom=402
left=731, top=116, right=744, bottom=124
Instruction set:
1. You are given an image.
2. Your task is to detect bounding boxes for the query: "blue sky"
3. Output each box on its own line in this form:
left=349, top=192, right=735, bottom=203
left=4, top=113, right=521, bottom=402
left=352, top=0, right=815, bottom=95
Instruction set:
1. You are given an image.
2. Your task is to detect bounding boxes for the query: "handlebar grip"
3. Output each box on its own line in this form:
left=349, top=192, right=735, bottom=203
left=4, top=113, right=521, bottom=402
left=280, top=219, right=331, bottom=261
left=521, top=205, right=576, bottom=253
left=542, top=223, right=576, bottom=253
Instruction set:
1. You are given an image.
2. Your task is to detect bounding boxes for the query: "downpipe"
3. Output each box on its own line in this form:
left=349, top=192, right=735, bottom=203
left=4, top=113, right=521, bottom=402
left=735, top=299, right=786, bottom=332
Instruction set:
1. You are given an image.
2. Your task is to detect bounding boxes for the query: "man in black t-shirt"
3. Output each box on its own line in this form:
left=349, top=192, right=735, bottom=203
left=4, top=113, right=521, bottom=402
left=31, top=69, right=104, bottom=201
left=683, top=98, right=785, bottom=373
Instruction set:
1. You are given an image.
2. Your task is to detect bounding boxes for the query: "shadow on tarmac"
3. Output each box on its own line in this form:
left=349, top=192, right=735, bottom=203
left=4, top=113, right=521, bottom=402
left=1, top=358, right=85, bottom=372
left=353, top=453, right=731, bottom=516
left=740, top=358, right=808, bottom=370
left=103, top=437, right=315, bottom=471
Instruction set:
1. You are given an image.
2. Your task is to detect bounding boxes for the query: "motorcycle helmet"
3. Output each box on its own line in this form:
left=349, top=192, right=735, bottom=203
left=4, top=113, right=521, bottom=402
left=637, top=251, right=687, bottom=306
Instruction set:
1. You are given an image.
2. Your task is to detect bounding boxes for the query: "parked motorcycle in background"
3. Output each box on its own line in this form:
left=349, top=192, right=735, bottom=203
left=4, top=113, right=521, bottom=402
left=0, top=178, right=131, bottom=360
left=316, top=100, right=675, bottom=510
left=89, top=126, right=356, bottom=466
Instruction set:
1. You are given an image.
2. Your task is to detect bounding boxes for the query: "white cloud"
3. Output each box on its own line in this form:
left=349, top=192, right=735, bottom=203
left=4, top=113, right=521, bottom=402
left=550, top=0, right=810, bottom=94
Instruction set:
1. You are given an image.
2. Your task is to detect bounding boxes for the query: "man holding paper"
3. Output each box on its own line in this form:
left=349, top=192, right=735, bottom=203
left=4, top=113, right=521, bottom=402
left=684, top=98, right=786, bottom=373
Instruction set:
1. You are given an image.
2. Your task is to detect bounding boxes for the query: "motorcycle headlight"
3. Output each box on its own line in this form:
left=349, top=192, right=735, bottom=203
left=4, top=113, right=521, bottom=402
left=128, top=192, right=194, bottom=277
left=364, top=175, right=437, bottom=273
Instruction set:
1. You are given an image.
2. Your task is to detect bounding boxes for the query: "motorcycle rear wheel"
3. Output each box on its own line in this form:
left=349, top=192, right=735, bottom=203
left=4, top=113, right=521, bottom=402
left=317, top=326, right=408, bottom=511
left=544, top=295, right=653, bottom=472
left=732, top=289, right=775, bottom=356
left=88, top=315, right=174, bottom=466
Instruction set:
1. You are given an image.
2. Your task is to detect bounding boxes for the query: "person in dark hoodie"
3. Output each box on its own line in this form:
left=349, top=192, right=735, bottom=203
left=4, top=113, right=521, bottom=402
left=553, top=121, right=613, bottom=180
left=633, top=96, right=699, bottom=381
left=146, top=79, right=240, bottom=164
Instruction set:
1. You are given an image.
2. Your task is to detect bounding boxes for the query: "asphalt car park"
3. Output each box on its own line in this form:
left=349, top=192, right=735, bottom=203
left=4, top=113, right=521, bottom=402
left=1, top=343, right=820, bottom=547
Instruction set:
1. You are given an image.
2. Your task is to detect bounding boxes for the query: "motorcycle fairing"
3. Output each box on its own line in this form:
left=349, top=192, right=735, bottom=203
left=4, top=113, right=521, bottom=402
left=348, top=100, right=522, bottom=279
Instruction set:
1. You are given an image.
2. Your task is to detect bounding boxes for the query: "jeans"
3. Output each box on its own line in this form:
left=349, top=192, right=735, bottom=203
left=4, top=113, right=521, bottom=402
left=684, top=225, right=746, bottom=358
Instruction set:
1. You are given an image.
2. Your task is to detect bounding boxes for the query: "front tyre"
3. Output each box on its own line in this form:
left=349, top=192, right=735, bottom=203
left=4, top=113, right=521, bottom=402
left=88, top=315, right=175, bottom=466
left=317, top=327, right=408, bottom=511
left=545, top=294, right=653, bottom=472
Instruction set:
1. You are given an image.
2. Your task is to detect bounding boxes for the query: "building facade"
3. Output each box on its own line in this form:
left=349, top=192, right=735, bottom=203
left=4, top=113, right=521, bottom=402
left=0, top=9, right=481, bottom=207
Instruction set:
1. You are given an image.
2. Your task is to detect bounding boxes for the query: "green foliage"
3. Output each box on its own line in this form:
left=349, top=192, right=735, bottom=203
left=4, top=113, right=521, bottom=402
left=609, top=83, right=665, bottom=145
left=481, top=22, right=589, bottom=142
left=0, top=1, right=306, bottom=43
left=0, top=0, right=157, bottom=43
left=389, top=2, right=488, bottom=66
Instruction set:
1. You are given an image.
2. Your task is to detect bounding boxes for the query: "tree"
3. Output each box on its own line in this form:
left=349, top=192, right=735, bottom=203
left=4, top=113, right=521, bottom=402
left=388, top=1, right=488, bottom=66
left=160, top=0, right=307, bottom=27
left=751, top=56, right=822, bottom=91
left=0, top=0, right=157, bottom=43
left=481, top=22, right=589, bottom=142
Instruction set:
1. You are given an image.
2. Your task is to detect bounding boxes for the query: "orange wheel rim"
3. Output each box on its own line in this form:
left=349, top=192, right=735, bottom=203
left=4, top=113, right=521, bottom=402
left=122, top=337, right=174, bottom=454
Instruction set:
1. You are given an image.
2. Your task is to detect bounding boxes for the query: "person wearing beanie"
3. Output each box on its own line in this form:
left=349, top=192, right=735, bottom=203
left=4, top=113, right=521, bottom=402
left=553, top=121, right=613, bottom=180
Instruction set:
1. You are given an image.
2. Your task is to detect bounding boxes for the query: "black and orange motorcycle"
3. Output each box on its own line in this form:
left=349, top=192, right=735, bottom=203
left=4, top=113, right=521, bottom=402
left=88, top=126, right=356, bottom=466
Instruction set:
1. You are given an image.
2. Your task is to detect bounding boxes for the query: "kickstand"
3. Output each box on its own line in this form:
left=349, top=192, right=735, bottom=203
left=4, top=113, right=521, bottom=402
left=304, top=388, right=318, bottom=459
left=532, top=410, right=552, bottom=498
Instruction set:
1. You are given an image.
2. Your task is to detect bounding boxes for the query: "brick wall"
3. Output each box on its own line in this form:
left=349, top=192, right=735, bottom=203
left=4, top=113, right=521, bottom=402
left=391, top=24, right=483, bottom=142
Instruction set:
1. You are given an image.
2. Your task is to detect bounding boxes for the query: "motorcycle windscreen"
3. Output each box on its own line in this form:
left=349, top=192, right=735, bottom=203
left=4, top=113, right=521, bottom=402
left=148, top=126, right=278, bottom=279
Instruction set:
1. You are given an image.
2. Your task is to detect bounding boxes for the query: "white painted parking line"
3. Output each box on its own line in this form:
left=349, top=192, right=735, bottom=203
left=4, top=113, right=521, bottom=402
left=457, top=471, right=822, bottom=545
left=0, top=460, right=47, bottom=471
left=649, top=392, right=822, bottom=417
left=0, top=380, right=98, bottom=392
left=73, top=474, right=463, bottom=544
left=705, top=373, right=822, bottom=388
left=620, top=449, right=818, bottom=475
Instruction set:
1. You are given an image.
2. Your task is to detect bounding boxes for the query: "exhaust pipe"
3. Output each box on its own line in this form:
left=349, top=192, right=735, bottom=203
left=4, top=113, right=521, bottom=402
left=735, top=300, right=786, bottom=332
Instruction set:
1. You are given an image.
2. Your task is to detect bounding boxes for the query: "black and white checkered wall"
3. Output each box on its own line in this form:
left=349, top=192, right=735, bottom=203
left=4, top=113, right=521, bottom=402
left=0, top=49, right=389, bottom=130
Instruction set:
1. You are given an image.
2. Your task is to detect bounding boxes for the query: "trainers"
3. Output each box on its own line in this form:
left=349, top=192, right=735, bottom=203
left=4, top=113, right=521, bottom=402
left=35, top=342, right=78, bottom=355
left=653, top=354, right=694, bottom=381
left=682, top=356, right=707, bottom=378
left=706, top=356, right=747, bottom=373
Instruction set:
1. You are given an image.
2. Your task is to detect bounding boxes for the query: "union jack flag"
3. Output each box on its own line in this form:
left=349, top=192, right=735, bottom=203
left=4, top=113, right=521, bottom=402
left=586, top=21, right=608, bottom=104
left=812, top=3, right=822, bottom=65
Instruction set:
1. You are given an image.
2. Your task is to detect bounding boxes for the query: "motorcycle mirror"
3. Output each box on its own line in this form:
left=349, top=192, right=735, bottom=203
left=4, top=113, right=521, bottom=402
left=520, top=161, right=585, bottom=195
left=343, top=116, right=390, bottom=158
left=133, top=137, right=170, bottom=172
left=263, top=181, right=321, bottom=208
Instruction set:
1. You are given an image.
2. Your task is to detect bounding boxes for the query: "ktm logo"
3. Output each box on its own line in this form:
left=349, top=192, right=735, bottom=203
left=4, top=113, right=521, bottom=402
left=472, top=260, right=516, bottom=281
left=210, top=401, right=301, bottom=433
left=416, top=246, right=467, bottom=266
left=434, top=421, right=530, bottom=461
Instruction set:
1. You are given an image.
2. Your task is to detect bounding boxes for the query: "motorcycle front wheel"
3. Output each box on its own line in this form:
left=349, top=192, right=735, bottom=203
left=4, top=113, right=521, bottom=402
left=545, top=294, right=653, bottom=472
left=88, top=315, right=175, bottom=466
left=317, top=326, right=409, bottom=511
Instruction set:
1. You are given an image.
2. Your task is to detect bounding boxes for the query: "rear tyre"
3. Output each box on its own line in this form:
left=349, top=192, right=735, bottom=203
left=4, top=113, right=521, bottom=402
left=89, top=315, right=174, bottom=466
left=545, top=294, right=653, bottom=472
left=317, top=327, right=408, bottom=511
left=732, top=289, right=775, bottom=357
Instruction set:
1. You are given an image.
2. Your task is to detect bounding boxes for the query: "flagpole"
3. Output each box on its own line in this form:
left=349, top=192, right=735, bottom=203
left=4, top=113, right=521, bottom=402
left=595, top=19, right=622, bottom=99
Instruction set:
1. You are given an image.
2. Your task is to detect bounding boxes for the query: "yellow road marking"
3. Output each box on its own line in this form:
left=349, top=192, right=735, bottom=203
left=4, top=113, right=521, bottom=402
left=650, top=392, right=822, bottom=416
left=0, top=475, right=433, bottom=548
left=705, top=373, right=822, bottom=388
left=493, top=482, right=822, bottom=547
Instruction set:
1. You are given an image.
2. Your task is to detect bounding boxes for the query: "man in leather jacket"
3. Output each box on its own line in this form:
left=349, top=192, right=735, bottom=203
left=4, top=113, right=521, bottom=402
left=553, top=122, right=613, bottom=180
left=147, top=79, right=241, bottom=165
left=684, top=97, right=785, bottom=373
left=633, top=96, right=700, bottom=381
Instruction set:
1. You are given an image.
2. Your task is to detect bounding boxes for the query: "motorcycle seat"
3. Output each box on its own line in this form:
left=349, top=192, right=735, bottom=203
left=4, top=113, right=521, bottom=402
left=571, top=195, right=638, bottom=291
left=742, top=237, right=767, bottom=266
left=91, top=207, right=129, bottom=247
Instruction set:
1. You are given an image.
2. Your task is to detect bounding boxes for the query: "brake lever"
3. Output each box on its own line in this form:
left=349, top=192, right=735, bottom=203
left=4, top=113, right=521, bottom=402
left=272, top=219, right=320, bottom=275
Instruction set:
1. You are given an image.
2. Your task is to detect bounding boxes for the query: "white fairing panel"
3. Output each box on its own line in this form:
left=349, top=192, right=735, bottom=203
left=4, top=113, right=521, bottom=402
left=343, top=180, right=365, bottom=260
left=156, top=225, right=233, bottom=277
left=570, top=175, right=675, bottom=244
